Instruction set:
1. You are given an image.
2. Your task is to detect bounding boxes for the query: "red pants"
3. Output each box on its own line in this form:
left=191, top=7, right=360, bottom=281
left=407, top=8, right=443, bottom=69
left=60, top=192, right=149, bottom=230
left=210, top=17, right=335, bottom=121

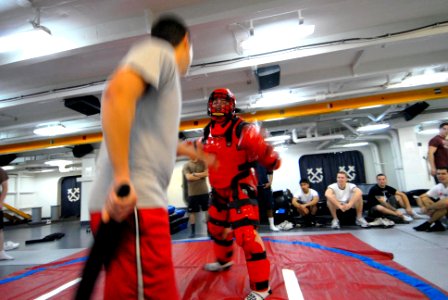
left=90, top=208, right=179, bottom=300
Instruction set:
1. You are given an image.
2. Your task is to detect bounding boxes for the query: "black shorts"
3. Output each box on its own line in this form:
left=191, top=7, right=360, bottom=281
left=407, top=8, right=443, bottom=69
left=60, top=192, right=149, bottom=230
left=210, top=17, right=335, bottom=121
left=336, top=208, right=357, bottom=225
left=0, top=210, right=3, bottom=229
left=257, top=186, right=274, bottom=210
left=187, top=194, right=209, bottom=213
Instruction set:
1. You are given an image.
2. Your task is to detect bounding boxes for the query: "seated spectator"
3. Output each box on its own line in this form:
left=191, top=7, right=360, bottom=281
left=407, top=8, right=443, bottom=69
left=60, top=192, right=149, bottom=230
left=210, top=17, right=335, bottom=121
left=367, top=174, right=422, bottom=223
left=413, top=167, right=448, bottom=232
left=291, top=179, right=319, bottom=227
left=325, top=171, right=369, bottom=229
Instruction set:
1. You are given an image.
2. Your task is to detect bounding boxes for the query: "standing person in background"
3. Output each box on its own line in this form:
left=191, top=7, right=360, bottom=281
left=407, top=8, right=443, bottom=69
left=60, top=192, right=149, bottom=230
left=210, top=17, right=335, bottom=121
left=202, top=88, right=281, bottom=300
left=428, top=122, right=448, bottom=183
left=291, top=178, right=319, bottom=227
left=183, top=158, right=209, bottom=238
left=88, top=15, right=193, bottom=299
left=255, top=162, right=279, bottom=231
left=0, top=167, right=14, bottom=260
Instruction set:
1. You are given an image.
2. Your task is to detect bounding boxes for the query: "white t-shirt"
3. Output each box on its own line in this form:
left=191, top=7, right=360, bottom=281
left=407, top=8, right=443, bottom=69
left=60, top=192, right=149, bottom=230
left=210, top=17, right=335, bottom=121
left=426, top=183, right=448, bottom=200
left=327, top=183, right=357, bottom=203
left=294, top=188, right=319, bottom=203
left=89, top=37, right=181, bottom=211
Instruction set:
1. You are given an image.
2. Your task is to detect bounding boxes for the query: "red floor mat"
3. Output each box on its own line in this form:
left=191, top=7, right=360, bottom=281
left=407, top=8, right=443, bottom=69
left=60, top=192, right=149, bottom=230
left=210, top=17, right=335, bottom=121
left=1, top=233, right=447, bottom=299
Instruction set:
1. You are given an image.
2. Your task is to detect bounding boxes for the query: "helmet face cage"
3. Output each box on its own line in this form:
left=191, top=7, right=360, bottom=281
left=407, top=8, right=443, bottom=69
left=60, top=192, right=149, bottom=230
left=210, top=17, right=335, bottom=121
left=208, top=88, right=236, bottom=120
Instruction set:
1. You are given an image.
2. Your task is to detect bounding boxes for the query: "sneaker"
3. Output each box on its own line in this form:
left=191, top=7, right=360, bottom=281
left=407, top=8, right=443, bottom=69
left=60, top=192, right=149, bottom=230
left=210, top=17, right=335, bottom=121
left=402, top=215, right=413, bottom=222
left=188, top=233, right=196, bottom=238
left=412, top=213, right=428, bottom=220
left=381, top=218, right=395, bottom=228
left=270, top=225, right=280, bottom=232
left=413, top=221, right=431, bottom=231
left=282, top=222, right=294, bottom=231
left=0, top=251, right=14, bottom=260
left=245, top=288, right=272, bottom=300
left=4, top=241, right=20, bottom=251
left=356, top=217, right=370, bottom=228
left=428, top=221, right=446, bottom=232
left=368, top=218, right=384, bottom=227
left=331, top=219, right=340, bottom=229
left=204, top=261, right=233, bottom=272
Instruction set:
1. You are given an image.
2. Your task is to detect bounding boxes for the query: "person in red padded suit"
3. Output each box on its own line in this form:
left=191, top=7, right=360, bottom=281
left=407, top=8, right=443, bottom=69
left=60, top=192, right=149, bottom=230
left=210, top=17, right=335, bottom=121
left=201, top=88, right=281, bottom=300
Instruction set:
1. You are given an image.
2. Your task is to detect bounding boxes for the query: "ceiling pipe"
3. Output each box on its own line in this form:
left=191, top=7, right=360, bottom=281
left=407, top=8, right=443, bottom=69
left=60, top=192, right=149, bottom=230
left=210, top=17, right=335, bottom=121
left=340, top=121, right=360, bottom=136
left=291, top=129, right=345, bottom=144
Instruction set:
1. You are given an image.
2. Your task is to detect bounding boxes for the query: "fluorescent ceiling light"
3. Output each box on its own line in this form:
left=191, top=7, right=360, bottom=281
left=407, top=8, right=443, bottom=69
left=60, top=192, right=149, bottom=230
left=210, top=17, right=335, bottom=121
left=33, top=123, right=71, bottom=136
left=418, top=128, right=439, bottom=135
left=251, top=90, right=308, bottom=108
left=0, top=28, right=52, bottom=53
left=274, top=145, right=289, bottom=152
left=265, top=134, right=291, bottom=142
left=358, top=105, right=384, bottom=110
left=2, top=166, right=15, bottom=171
left=240, top=20, right=314, bottom=52
left=45, top=160, right=72, bottom=167
left=183, top=128, right=203, bottom=132
left=388, top=71, right=448, bottom=89
left=264, top=117, right=287, bottom=122
left=341, top=142, right=369, bottom=148
left=356, top=123, right=390, bottom=132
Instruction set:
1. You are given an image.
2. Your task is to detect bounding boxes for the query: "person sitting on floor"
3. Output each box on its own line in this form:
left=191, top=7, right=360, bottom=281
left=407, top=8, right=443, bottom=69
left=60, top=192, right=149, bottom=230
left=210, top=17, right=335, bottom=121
left=413, top=167, right=448, bottom=232
left=367, top=173, right=422, bottom=223
left=325, top=171, right=369, bottom=229
left=291, top=179, right=319, bottom=227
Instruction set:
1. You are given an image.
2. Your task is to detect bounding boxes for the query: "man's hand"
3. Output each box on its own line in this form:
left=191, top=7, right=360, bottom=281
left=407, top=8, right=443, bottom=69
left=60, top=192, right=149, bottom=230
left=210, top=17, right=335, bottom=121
left=102, top=181, right=137, bottom=223
left=263, top=182, right=271, bottom=189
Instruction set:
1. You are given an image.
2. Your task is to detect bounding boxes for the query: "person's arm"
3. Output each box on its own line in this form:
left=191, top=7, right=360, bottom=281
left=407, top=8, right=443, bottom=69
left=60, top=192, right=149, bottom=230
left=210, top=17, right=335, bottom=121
left=346, top=187, right=362, bottom=209
left=427, top=145, right=438, bottom=176
left=304, top=195, right=319, bottom=207
left=177, top=140, right=216, bottom=168
left=101, top=67, right=145, bottom=222
left=0, top=180, right=8, bottom=207
left=291, top=197, right=301, bottom=208
left=325, top=188, right=343, bottom=209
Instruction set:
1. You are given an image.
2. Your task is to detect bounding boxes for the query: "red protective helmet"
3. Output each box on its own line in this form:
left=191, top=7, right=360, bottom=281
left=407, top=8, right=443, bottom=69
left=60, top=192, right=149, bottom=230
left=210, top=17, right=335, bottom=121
left=208, top=88, right=236, bottom=121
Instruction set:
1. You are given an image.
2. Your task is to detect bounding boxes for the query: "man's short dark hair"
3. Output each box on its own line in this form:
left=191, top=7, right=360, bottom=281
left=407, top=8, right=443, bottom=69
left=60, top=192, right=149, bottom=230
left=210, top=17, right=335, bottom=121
left=376, top=173, right=386, bottom=178
left=151, top=14, right=189, bottom=47
left=300, top=178, right=310, bottom=185
left=439, top=122, right=448, bottom=128
left=436, top=166, right=448, bottom=172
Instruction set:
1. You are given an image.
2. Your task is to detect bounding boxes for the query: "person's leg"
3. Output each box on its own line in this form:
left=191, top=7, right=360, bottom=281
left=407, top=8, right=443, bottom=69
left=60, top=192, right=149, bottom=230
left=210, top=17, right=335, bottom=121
left=354, top=198, right=369, bottom=227
left=188, top=196, right=200, bottom=237
left=0, top=211, right=13, bottom=260
left=395, top=195, right=413, bottom=216
left=327, top=200, right=340, bottom=228
left=264, top=188, right=279, bottom=231
left=104, top=208, right=180, bottom=300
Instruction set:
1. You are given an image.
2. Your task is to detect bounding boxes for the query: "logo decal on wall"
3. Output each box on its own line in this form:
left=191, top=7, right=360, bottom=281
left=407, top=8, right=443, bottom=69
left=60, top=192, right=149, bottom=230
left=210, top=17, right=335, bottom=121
left=307, top=167, right=323, bottom=183
left=67, top=187, right=80, bottom=202
left=339, top=165, right=356, bottom=181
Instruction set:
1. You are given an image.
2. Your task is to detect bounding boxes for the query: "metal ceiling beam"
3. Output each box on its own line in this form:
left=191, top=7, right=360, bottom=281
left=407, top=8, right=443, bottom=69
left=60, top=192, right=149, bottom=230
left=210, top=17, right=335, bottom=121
left=0, top=85, right=446, bottom=155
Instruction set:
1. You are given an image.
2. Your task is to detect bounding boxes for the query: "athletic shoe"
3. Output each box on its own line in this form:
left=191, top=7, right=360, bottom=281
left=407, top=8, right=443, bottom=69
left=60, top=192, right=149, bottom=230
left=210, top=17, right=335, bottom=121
left=204, top=261, right=233, bottom=272
left=356, top=217, right=370, bottom=228
left=331, top=219, right=340, bottom=229
left=0, top=251, right=14, bottom=260
left=381, top=218, right=395, bottom=228
left=277, top=221, right=289, bottom=230
left=428, top=221, right=446, bottom=232
left=245, top=288, right=272, bottom=300
left=402, top=215, right=413, bottom=222
left=412, top=213, right=428, bottom=220
left=4, top=241, right=20, bottom=251
left=413, top=221, right=431, bottom=231
left=270, top=225, right=280, bottom=232
left=282, top=222, right=294, bottom=231
left=368, top=218, right=384, bottom=227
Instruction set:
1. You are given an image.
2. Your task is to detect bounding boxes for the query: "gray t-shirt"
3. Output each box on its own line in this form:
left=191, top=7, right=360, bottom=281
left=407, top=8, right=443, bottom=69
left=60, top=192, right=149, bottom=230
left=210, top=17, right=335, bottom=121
left=89, top=37, right=181, bottom=211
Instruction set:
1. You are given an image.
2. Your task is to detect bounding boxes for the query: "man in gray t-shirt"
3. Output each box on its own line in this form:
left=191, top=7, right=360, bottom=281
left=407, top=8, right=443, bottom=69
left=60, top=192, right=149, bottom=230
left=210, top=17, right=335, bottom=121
left=87, top=16, right=192, bottom=300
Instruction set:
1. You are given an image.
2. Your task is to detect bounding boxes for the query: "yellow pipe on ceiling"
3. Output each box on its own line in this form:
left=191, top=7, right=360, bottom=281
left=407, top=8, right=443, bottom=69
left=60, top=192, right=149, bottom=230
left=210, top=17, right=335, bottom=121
left=1, top=86, right=447, bottom=155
